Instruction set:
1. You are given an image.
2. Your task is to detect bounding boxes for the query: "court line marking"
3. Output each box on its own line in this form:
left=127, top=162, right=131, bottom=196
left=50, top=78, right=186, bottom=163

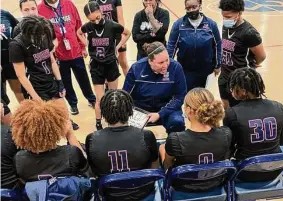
left=245, top=0, right=283, bottom=13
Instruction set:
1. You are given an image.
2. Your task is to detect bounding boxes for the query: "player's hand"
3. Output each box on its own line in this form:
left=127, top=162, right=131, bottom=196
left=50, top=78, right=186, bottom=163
left=214, top=68, right=221, bottom=76
left=59, top=89, right=66, bottom=98
left=82, top=49, right=88, bottom=58
left=148, top=113, right=160, bottom=123
left=57, top=80, right=66, bottom=98
left=32, top=95, right=42, bottom=101
left=145, top=5, right=154, bottom=16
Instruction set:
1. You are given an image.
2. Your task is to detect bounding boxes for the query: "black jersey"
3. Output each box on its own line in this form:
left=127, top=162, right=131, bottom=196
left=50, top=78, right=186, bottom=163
left=165, top=127, right=232, bottom=192
left=1, top=9, right=18, bottom=65
left=15, top=145, right=88, bottom=182
left=1, top=125, right=20, bottom=189
left=224, top=99, right=283, bottom=160
left=81, top=19, right=124, bottom=64
left=85, top=126, right=158, bottom=201
left=220, top=20, right=262, bottom=83
left=96, top=0, right=122, bottom=23
left=9, top=34, right=55, bottom=89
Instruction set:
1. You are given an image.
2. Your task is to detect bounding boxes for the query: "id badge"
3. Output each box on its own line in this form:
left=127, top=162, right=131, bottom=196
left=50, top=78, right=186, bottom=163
left=63, top=38, right=71, bottom=50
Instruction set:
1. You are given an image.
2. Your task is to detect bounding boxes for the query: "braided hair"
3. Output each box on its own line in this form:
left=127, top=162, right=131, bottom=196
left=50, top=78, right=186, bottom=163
left=20, top=15, right=53, bottom=48
left=229, top=68, right=266, bottom=99
left=100, top=90, right=134, bottom=125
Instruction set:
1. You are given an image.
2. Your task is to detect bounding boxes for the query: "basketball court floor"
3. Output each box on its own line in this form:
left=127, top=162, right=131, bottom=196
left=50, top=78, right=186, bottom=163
left=2, top=0, right=283, bottom=147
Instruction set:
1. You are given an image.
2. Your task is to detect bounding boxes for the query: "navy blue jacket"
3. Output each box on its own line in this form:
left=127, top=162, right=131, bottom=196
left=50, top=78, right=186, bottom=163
left=123, top=58, right=186, bottom=118
left=167, top=14, right=222, bottom=74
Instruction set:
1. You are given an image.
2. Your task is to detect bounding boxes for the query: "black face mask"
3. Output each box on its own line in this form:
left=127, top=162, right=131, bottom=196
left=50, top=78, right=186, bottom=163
left=186, top=10, right=200, bottom=20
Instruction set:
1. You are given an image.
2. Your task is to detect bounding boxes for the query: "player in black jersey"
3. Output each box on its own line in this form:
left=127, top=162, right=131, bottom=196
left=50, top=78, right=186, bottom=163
left=159, top=88, right=232, bottom=192
left=90, top=0, right=130, bottom=75
left=8, top=16, right=72, bottom=125
left=77, top=1, right=131, bottom=130
left=224, top=68, right=283, bottom=182
left=86, top=90, right=158, bottom=201
left=219, top=0, right=266, bottom=109
left=1, top=10, right=25, bottom=104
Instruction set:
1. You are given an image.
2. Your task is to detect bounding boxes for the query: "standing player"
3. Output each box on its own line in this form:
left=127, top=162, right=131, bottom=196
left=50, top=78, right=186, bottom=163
left=9, top=16, right=67, bottom=115
left=159, top=88, right=232, bottom=192
left=77, top=1, right=131, bottom=130
left=224, top=68, right=283, bottom=182
left=219, top=0, right=266, bottom=109
left=1, top=10, right=25, bottom=103
left=90, top=0, right=130, bottom=75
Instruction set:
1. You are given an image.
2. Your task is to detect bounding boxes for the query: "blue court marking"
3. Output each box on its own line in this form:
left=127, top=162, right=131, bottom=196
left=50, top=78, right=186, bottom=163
left=245, top=0, right=283, bottom=12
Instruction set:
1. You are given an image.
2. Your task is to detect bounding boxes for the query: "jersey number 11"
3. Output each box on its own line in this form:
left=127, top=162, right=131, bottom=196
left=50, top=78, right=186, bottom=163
left=108, top=150, right=130, bottom=173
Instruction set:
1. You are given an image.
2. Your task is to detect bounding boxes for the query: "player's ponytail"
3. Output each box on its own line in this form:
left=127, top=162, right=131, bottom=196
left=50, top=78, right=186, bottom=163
left=184, top=88, right=224, bottom=128
left=195, top=101, right=224, bottom=127
left=84, top=1, right=100, bottom=17
left=143, top=41, right=166, bottom=61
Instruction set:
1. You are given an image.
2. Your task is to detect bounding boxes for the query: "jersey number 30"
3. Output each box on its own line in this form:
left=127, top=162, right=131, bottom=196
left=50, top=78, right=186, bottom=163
left=249, top=117, right=277, bottom=143
left=108, top=150, right=130, bottom=173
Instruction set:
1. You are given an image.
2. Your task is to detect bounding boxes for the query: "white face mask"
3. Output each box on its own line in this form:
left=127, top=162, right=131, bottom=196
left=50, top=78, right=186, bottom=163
left=48, top=0, right=59, bottom=8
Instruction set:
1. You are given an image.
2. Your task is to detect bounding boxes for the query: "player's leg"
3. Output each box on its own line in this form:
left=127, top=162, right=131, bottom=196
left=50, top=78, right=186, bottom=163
left=106, top=61, right=121, bottom=90
left=118, top=47, right=129, bottom=76
left=7, top=79, right=25, bottom=103
left=94, top=85, right=105, bottom=130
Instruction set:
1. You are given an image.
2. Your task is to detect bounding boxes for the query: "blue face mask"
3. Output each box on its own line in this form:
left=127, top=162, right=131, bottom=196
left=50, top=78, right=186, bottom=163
left=223, top=19, right=237, bottom=28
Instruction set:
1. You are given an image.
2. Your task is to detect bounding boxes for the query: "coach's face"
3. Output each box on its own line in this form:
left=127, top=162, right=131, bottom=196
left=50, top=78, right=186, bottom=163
left=143, top=0, right=158, bottom=10
left=149, top=50, right=170, bottom=75
left=21, top=1, right=38, bottom=16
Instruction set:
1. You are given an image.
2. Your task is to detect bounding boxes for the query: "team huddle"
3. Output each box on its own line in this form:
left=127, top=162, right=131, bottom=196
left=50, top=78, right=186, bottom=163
left=1, top=0, right=283, bottom=200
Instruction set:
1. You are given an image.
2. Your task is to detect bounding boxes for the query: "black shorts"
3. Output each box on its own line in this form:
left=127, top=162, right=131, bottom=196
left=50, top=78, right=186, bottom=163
left=1, top=63, right=18, bottom=82
left=30, top=80, right=60, bottom=101
left=218, top=78, right=241, bottom=107
left=1, top=99, right=11, bottom=116
left=90, top=59, right=121, bottom=85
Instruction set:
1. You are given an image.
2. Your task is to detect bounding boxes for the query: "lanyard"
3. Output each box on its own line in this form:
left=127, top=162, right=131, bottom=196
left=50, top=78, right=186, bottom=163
left=52, top=2, right=66, bottom=37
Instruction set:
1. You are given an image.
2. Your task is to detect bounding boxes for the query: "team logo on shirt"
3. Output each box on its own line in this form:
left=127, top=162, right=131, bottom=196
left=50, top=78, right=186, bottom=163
left=162, top=72, right=170, bottom=81
left=222, top=39, right=236, bottom=52
left=50, top=15, right=71, bottom=25
left=0, top=24, right=6, bottom=33
left=100, top=4, right=114, bottom=20
left=203, top=24, right=209, bottom=29
left=92, top=38, right=109, bottom=46
left=33, top=49, right=50, bottom=63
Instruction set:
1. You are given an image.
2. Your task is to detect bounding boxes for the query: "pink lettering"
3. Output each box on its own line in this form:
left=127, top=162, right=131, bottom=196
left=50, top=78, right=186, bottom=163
left=33, top=49, right=50, bottom=63
left=92, top=38, right=109, bottom=47
left=222, top=39, right=236, bottom=52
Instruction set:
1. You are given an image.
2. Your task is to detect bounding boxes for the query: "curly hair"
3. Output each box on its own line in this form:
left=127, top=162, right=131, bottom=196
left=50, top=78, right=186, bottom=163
left=11, top=100, right=69, bottom=153
left=100, top=90, right=133, bottom=125
left=184, top=88, right=224, bottom=127
left=219, top=0, right=245, bottom=12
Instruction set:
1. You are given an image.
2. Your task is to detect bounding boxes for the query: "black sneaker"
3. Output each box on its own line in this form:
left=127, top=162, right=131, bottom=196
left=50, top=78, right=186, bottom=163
left=96, top=122, right=103, bottom=131
left=70, top=106, right=79, bottom=115
left=71, top=120, right=79, bottom=130
left=88, top=101, right=95, bottom=108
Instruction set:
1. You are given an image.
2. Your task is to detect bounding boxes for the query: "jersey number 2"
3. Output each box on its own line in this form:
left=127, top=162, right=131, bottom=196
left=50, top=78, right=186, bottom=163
left=249, top=117, right=277, bottom=143
left=108, top=150, right=130, bottom=173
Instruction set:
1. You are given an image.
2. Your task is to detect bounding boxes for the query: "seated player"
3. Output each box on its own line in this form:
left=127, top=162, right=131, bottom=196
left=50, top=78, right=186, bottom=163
left=1, top=103, right=20, bottom=189
left=160, top=88, right=232, bottom=192
left=86, top=90, right=158, bottom=201
left=224, top=68, right=283, bottom=182
left=12, top=100, right=88, bottom=182
left=123, top=41, right=186, bottom=134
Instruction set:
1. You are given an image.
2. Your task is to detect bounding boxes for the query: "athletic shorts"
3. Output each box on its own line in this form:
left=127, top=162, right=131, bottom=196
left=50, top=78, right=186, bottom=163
left=90, top=59, right=121, bottom=85
left=29, top=79, right=60, bottom=101
left=1, top=99, right=11, bottom=116
left=218, top=78, right=241, bottom=107
left=1, top=63, right=18, bottom=82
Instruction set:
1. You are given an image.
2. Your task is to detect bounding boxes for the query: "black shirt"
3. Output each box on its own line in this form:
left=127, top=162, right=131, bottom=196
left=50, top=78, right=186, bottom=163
left=14, top=145, right=88, bottom=182
left=85, top=126, right=158, bottom=201
left=9, top=34, right=55, bottom=89
left=81, top=19, right=124, bottom=64
left=220, top=20, right=262, bottom=83
left=96, top=0, right=122, bottom=23
left=166, top=127, right=232, bottom=192
left=132, top=7, right=170, bottom=57
left=1, top=9, right=18, bottom=65
left=1, top=125, right=20, bottom=189
left=224, top=99, right=283, bottom=182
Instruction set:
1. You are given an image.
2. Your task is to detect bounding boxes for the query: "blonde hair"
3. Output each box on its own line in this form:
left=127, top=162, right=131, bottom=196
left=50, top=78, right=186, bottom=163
left=11, top=100, right=69, bottom=153
left=184, top=88, right=224, bottom=127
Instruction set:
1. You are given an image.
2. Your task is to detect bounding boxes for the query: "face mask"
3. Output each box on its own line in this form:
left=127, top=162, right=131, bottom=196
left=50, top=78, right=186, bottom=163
left=186, top=10, right=200, bottom=20
left=223, top=19, right=237, bottom=28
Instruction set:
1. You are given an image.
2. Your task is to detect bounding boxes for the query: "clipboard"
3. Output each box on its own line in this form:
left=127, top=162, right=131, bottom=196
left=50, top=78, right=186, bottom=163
left=128, top=107, right=150, bottom=129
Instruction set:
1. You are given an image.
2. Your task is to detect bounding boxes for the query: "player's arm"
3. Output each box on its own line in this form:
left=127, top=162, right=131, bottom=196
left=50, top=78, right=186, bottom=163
left=144, top=130, right=159, bottom=169
left=250, top=43, right=266, bottom=66
left=13, top=62, right=41, bottom=100
left=116, top=25, right=131, bottom=50
left=76, top=27, right=88, bottom=47
left=50, top=53, right=65, bottom=97
left=117, top=6, right=125, bottom=27
left=122, top=64, right=136, bottom=93
left=162, top=133, right=179, bottom=170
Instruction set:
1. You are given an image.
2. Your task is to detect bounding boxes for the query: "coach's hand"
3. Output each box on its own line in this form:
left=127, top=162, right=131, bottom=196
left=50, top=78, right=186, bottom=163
left=148, top=113, right=160, bottom=123
left=82, top=49, right=88, bottom=58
